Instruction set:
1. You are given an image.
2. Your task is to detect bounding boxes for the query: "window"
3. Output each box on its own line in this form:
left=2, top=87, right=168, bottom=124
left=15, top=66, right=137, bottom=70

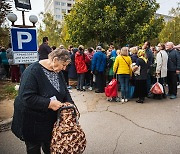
left=67, top=3, right=72, bottom=7
left=61, top=2, right=66, bottom=6
left=55, top=1, right=60, bottom=5
left=62, top=9, right=66, bottom=13
left=56, top=15, right=61, bottom=19
left=67, top=10, right=71, bottom=13
left=55, top=8, right=60, bottom=13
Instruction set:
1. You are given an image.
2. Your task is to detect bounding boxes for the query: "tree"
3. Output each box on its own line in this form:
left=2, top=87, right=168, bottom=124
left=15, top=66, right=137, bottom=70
left=64, top=0, right=164, bottom=46
left=159, top=3, right=180, bottom=45
left=38, top=13, right=62, bottom=47
left=0, top=0, right=12, bottom=47
left=0, top=0, right=11, bottom=26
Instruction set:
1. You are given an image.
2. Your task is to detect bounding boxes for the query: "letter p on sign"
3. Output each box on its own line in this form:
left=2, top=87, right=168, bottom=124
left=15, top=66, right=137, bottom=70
left=17, top=32, right=32, bottom=49
left=11, top=28, right=38, bottom=52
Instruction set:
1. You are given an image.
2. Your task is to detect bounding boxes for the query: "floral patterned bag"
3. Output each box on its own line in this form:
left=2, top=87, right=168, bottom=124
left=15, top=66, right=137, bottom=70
left=51, top=103, right=86, bottom=154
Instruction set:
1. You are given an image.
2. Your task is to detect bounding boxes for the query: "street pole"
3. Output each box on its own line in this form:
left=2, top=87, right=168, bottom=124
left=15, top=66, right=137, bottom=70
left=22, top=10, right=25, bottom=26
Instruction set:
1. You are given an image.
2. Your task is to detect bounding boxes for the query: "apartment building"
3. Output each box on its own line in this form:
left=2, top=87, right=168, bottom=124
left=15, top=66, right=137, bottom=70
left=44, top=0, right=75, bottom=21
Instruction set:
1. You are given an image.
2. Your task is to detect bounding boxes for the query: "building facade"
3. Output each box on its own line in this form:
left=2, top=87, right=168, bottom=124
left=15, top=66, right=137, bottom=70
left=44, top=1, right=173, bottom=23
left=44, top=0, right=75, bottom=21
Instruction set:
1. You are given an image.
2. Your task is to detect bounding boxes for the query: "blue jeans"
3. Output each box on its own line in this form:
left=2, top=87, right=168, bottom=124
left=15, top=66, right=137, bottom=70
left=118, top=74, right=130, bottom=99
left=77, top=73, right=85, bottom=90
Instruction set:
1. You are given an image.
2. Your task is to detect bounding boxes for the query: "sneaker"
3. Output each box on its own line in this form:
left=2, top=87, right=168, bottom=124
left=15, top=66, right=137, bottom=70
left=83, top=86, right=86, bottom=90
left=88, top=87, right=93, bottom=91
left=125, top=99, right=128, bottom=102
left=170, top=95, right=177, bottom=99
left=177, top=85, right=180, bottom=89
left=121, top=99, right=125, bottom=103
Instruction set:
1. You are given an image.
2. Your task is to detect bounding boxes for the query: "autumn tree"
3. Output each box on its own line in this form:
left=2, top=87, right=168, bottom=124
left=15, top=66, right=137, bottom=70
left=0, top=0, right=12, bottom=47
left=64, top=0, right=164, bottom=46
left=38, top=13, right=62, bottom=47
left=159, top=3, right=180, bottom=45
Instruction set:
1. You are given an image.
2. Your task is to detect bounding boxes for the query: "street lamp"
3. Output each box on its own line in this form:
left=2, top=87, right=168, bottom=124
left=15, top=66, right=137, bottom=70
left=29, top=15, right=38, bottom=27
left=7, top=13, right=17, bottom=26
left=7, top=13, right=38, bottom=28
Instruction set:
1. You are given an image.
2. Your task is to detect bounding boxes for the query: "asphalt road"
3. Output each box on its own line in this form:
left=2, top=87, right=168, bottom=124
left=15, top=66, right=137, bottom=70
left=1, top=89, right=180, bottom=154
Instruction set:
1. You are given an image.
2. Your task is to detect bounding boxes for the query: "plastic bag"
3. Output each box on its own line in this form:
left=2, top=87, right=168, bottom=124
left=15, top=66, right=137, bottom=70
left=150, top=79, right=164, bottom=94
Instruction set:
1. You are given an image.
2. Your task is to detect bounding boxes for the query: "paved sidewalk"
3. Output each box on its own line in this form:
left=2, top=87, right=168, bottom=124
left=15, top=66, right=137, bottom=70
left=0, top=99, right=14, bottom=132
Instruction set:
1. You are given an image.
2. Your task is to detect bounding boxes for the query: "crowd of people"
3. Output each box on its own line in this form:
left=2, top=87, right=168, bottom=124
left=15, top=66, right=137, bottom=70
left=0, top=37, right=180, bottom=104
left=40, top=40, right=179, bottom=104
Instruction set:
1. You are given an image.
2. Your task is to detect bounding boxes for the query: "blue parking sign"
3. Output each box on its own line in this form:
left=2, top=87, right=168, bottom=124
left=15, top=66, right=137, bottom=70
left=11, top=28, right=38, bottom=52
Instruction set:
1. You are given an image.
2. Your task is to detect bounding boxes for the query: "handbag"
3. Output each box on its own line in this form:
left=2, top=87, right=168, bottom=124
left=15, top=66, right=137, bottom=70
left=150, top=78, right=164, bottom=94
left=50, top=103, right=86, bottom=154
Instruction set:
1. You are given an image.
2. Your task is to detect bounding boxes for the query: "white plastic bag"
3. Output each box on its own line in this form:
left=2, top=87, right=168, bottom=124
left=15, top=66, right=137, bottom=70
left=150, top=78, right=164, bottom=94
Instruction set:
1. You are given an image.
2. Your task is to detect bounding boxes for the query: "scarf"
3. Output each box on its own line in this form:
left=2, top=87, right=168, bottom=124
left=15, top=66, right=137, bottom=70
left=137, top=49, right=148, bottom=63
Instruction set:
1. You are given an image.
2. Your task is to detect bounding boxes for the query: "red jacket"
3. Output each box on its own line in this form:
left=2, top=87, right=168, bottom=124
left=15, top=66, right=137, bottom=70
left=75, top=52, right=90, bottom=73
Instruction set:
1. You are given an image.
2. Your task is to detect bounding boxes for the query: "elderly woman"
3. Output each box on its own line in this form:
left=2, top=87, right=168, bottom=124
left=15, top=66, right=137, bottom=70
left=113, top=47, right=132, bottom=102
left=155, top=43, right=168, bottom=98
left=11, top=48, right=74, bottom=153
left=133, top=49, right=148, bottom=103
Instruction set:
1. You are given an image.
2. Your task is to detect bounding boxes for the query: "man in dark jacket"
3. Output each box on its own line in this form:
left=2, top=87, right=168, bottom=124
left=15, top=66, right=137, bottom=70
left=91, top=46, right=107, bottom=93
left=38, top=37, right=52, bottom=60
left=166, top=42, right=180, bottom=99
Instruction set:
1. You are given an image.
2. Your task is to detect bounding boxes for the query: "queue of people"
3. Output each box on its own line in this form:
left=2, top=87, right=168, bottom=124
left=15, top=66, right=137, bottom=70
left=1, top=38, right=180, bottom=101
left=45, top=41, right=180, bottom=104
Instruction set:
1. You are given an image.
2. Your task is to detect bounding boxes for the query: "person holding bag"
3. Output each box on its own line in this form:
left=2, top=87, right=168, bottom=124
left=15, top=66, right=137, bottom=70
left=155, top=43, right=168, bottom=98
left=133, top=49, right=148, bottom=103
left=11, top=48, right=75, bottom=154
left=113, top=47, right=132, bottom=102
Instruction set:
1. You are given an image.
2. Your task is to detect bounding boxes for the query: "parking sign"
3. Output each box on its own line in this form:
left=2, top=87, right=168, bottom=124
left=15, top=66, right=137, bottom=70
left=10, top=27, right=39, bottom=64
left=11, top=27, right=38, bottom=52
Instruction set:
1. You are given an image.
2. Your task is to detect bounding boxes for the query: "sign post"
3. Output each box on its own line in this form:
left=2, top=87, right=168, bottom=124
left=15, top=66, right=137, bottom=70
left=10, top=27, right=39, bottom=64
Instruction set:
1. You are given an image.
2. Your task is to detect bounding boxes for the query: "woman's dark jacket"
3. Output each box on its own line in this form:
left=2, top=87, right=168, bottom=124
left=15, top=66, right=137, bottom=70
left=135, top=58, right=148, bottom=80
left=11, top=62, right=74, bottom=142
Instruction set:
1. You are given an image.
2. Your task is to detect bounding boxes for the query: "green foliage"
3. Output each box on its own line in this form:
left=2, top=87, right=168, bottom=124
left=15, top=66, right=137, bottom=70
left=159, top=3, right=180, bottom=45
left=38, top=13, right=62, bottom=47
left=65, top=0, right=164, bottom=46
left=0, top=26, right=10, bottom=48
left=0, top=1, right=11, bottom=47
left=0, top=1, right=11, bottom=26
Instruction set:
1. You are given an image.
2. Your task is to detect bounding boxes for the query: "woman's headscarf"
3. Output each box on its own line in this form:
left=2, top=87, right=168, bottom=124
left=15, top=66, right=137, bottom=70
left=137, top=49, right=148, bottom=63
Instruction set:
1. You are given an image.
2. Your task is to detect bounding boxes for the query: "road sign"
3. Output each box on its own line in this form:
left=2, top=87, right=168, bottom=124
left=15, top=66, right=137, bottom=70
left=13, top=52, right=39, bottom=64
left=11, top=27, right=38, bottom=52
left=10, top=27, right=39, bottom=64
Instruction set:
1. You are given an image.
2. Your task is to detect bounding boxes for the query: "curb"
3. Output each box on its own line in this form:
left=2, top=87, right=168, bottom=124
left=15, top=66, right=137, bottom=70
left=0, top=117, right=12, bottom=132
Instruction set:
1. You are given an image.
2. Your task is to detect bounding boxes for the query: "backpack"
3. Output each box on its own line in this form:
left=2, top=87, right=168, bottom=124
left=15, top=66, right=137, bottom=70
left=50, top=103, right=86, bottom=154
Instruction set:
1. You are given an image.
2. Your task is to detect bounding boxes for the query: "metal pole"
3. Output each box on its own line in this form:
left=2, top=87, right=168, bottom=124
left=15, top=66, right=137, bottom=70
left=22, top=10, right=25, bottom=26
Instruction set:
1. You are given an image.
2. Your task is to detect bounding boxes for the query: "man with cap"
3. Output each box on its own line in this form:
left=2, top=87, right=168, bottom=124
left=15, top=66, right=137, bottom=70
left=91, top=46, right=107, bottom=93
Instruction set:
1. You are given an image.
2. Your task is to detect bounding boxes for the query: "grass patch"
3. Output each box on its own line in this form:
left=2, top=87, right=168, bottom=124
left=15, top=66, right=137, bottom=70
left=0, top=80, right=18, bottom=101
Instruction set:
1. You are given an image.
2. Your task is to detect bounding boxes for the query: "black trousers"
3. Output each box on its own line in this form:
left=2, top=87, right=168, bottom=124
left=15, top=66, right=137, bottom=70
left=25, top=141, right=50, bottom=154
left=95, top=72, right=105, bottom=92
left=167, top=71, right=177, bottom=96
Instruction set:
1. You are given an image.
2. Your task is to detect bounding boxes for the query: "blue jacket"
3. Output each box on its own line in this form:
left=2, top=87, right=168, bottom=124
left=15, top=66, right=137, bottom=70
left=110, top=50, right=117, bottom=58
left=91, top=51, right=106, bottom=72
left=167, top=49, right=180, bottom=71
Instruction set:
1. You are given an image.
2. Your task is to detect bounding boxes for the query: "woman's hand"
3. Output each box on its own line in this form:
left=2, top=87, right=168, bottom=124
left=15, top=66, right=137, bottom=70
left=48, top=100, right=63, bottom=111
